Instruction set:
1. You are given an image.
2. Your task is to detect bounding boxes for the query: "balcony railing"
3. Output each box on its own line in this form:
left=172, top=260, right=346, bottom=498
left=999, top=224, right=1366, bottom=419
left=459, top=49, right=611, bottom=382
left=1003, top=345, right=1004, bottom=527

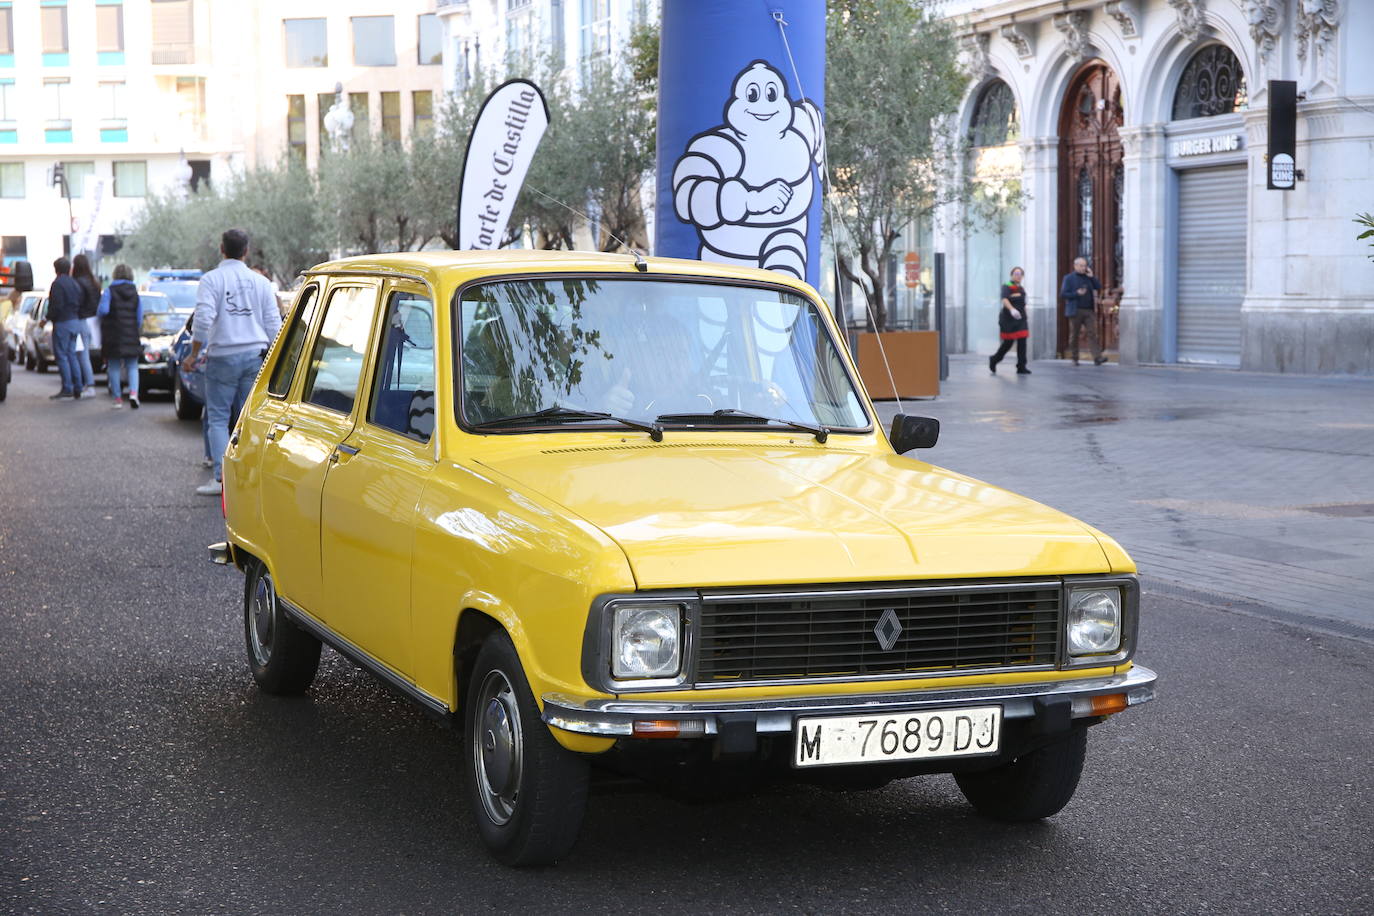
left=151, top=42, right=195, bottom=65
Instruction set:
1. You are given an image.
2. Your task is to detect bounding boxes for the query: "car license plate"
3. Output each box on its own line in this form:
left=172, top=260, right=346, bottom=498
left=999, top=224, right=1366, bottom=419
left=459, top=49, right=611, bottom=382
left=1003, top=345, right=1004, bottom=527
left=793, top=706, right=1002, bottom=768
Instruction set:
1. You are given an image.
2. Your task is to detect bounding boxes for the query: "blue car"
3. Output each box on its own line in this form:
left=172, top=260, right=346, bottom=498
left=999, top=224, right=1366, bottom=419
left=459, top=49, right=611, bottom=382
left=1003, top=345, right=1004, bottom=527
left=167, top=313, right=204, bottom=420
left=147, top=269, right=202, bottom=313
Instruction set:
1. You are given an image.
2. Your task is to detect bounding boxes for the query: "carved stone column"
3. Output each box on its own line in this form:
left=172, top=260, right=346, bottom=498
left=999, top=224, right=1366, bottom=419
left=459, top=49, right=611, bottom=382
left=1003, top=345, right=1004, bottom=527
left=1018, top=136, right=1060, bottom=359
left=1116, top=124, right=1168, bottom=366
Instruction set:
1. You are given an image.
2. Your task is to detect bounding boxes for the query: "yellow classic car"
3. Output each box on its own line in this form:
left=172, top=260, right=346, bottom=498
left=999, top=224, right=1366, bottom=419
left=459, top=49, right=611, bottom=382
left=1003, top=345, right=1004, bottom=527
left=212, top=250, right=1156, bottom=866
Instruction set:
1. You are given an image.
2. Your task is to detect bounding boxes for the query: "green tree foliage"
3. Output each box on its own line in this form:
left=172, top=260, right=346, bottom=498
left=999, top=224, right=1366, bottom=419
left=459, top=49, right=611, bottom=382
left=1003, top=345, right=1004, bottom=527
left=1356, top=213, right=1374, bottom=262
left=826, top=0, right=969, bottom=331
left=119, top=156, right=327, bottom=285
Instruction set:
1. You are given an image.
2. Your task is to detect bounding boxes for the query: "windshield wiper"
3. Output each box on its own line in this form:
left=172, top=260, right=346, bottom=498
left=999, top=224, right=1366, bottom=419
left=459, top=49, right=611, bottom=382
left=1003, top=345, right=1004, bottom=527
left=472, top=405, right=663, bottom=441
left=655, top=408, right=829, bottom=443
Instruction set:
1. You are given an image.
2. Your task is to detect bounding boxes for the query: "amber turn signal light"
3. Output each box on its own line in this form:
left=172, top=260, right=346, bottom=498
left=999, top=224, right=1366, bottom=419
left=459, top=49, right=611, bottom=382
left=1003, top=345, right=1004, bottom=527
left=1090, top=693, right=1128, bottom=716
left=631, top=719, right=706, bottom=738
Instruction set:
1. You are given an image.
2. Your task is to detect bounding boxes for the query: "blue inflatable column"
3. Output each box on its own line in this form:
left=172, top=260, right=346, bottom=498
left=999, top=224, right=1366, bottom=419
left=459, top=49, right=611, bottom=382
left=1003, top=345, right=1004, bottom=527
left=655, top=0, right=826, bottom=288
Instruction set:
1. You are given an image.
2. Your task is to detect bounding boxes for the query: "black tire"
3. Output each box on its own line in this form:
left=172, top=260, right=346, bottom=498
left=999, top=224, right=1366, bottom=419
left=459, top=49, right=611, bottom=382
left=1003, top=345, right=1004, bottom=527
left=954, top=726, right=1088, bottom=822
left=0, top=348, right=8, bottom=402
left=174, top=379, right=202, bottom=420
left=37, top=354, right=48, bottom=373
left=243, top=560, right=321, bottom=695
left=24, top=347, right=35, bottom=371
left=464, top=632, right=589, bottom=866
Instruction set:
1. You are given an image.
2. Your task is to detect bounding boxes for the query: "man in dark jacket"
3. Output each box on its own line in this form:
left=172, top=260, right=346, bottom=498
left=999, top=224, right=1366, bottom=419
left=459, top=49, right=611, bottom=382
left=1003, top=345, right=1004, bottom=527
left=1059, top=256, right=1106, bottom=366
left=47, top=257, right=86, bottom=399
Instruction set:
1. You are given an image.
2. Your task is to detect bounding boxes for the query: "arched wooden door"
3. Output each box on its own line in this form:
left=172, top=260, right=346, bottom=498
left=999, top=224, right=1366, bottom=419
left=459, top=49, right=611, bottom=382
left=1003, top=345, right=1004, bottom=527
left=1057, top=61, right=1124, bottom=355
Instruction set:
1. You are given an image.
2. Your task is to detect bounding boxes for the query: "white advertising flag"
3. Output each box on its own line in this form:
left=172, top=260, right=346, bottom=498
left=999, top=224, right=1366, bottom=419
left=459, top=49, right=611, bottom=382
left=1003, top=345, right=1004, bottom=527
left=457, top=79, right=550, bottom=250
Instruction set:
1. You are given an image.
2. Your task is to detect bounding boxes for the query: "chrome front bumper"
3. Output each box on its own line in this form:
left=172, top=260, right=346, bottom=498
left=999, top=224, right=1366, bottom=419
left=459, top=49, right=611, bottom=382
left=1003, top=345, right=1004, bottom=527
left=543, top=665, right=1157, bottom=737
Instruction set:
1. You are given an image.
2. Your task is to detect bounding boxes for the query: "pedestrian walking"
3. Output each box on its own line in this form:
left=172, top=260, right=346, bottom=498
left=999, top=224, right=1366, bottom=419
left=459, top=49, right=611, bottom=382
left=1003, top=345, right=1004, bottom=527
left=97, top=264, right=142, bottom=409
left=46, top=257, right=86, bottom=400
left=71, top=253, right=100, bottom=394
left=989, top=266, right=1031, bottom=375
left=1059, top=256, right=1106, bottom=366
left=184, top=229, right=282, bottom=496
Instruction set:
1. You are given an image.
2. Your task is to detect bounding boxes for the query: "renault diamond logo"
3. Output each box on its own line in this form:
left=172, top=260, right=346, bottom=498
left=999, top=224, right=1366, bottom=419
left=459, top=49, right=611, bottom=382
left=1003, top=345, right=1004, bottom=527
left=874, top=608, right=903, bottom=651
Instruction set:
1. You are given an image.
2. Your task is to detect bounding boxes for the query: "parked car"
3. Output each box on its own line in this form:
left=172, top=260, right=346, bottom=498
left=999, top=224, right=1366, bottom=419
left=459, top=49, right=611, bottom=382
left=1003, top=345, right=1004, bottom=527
left=22, top=294, right=54, bottom=372
left=5, top=291, right=43, bottom=363
left=167, top=313, right=204, bottom=419
left=147, top=269, right=202, bottom=312
left=133, top=291, right=187, bottom=393
left=211, top=251, right=1157, bottom=867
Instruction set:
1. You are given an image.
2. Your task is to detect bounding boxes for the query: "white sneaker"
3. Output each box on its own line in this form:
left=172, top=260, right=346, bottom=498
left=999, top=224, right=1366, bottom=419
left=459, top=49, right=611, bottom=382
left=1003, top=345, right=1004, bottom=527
left=111, top=399, right=123, bottom=409
left=196, top=479, right=223, bottom=496
left=200, top=457, right=214, bottom=469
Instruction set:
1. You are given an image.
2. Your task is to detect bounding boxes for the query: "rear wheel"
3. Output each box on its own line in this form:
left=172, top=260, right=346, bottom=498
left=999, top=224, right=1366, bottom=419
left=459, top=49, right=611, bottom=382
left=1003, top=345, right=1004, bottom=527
left=24, top=347, right=35, bottom=371
left=37, top=353, right=48, bottom=373
left=464, top=632, right=589, bottom=866
left=954, top=726, right=1087, bottom=821
left=243, top=560, right=321, bottom=695
left=0, top=347, right=9, bottom=401
left=174, top=378, right=202, bottom=420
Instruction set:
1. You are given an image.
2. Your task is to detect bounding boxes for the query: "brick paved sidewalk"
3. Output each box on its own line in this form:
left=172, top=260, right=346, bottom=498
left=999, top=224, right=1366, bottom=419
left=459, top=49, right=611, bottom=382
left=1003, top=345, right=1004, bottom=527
left=874, top=355, right=1374, bottom=641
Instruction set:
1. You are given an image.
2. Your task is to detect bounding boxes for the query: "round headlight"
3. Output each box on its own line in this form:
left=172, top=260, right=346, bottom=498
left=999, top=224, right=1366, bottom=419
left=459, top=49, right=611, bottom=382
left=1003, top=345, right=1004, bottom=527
left=1067, top=588, right=1121, bottom=655
left=612, top=605, right=681, bottom=680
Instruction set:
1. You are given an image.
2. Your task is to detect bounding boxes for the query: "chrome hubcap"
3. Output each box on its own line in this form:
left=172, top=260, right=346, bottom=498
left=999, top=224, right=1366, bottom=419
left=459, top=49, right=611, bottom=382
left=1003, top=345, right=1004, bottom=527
left=473, top=670, right=522, bottom=825
left=249, top=573, right=275, bottom=667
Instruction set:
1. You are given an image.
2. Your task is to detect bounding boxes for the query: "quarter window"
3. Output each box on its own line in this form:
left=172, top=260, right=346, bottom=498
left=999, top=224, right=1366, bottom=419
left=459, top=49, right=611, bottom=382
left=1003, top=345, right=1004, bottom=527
left=267, top=285, right=320, bottom=398
left=367, top=290, right=435, bottom=441
left=303, top=285, right=378, bottom=414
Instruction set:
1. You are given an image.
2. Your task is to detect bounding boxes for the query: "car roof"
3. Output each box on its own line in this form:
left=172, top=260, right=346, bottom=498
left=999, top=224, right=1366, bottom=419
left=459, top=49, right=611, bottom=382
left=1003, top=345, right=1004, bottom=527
left=304, top=250, right=818, bottom=298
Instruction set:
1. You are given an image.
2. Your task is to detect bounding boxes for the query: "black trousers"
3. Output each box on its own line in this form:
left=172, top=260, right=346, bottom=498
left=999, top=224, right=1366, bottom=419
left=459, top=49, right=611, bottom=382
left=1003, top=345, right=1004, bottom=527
left=991, top=336, right=1027, bottom=369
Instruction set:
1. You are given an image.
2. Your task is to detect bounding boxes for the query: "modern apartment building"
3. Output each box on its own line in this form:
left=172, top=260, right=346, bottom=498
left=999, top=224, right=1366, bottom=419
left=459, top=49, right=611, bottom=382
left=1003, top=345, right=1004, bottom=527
left=0, top=0, right=444, bottom=284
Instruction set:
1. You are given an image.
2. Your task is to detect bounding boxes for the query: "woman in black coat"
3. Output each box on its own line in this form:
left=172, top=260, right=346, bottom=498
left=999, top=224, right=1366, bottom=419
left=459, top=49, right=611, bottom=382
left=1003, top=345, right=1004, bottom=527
left=988, top=266, right=1030, bottom=375
left=97, top=264, right=144, bottom=408
left=71, top=253, right=101, bottom=388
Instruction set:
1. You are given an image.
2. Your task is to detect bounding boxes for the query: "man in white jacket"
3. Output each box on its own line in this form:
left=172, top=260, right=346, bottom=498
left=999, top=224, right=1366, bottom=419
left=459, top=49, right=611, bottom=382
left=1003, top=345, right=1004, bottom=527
left=184, top=229, right=282, bottom=495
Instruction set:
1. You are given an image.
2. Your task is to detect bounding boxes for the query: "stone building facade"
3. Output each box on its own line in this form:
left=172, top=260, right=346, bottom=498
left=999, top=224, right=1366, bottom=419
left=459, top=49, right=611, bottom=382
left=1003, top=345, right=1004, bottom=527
left=932, top=0, right=1374, bottom=374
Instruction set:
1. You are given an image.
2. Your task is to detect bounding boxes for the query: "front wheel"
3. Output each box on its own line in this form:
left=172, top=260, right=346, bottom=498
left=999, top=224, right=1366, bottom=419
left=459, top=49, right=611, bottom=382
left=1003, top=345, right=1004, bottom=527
left=243, top=560, right=321, bottom=695
left=464, top=632, right=589, bottom=866
left=954, top=726, right=1087, bottom=821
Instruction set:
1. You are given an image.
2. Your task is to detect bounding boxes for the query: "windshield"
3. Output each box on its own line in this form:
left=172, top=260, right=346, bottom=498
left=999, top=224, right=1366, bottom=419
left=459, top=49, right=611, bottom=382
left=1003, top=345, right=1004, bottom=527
left=458, top=278, right=868, bottom=431
left=149, top=282, right=198, bottom=310
left=142, top=306, right=191, bottom=337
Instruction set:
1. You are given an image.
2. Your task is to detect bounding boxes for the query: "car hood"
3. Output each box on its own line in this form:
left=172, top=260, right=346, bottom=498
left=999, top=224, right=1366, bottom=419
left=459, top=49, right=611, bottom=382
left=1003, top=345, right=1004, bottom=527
left=479, top=444, right=1115, bottom=589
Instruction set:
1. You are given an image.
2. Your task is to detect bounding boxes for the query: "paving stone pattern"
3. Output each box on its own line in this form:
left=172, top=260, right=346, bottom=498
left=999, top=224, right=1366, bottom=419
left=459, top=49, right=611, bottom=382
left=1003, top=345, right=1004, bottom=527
left=874, top=356, right=1374, bottom=638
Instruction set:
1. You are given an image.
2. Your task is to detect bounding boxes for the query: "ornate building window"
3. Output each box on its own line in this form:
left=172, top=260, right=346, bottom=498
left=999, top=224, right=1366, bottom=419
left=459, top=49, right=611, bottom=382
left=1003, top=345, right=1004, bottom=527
left=1077, top=166, right=1093, bottom=259
left=1172, top=44, right=1247, bottom=120
left=970, top=80, right=1019, bottom=147
left=1113, top=163, right=1124, bottom=285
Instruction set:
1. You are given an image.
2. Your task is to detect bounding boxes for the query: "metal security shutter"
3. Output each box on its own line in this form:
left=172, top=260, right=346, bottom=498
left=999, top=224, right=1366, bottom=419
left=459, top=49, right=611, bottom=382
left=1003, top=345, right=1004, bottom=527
left=1176, top=165, right=1246, bottom=365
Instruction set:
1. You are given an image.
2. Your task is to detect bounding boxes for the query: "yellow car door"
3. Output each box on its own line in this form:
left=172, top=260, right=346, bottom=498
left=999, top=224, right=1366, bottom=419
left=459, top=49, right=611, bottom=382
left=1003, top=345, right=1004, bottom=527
left=319, top=282, right=438, bottom=677
left=258, top=280, right=378, bottom=618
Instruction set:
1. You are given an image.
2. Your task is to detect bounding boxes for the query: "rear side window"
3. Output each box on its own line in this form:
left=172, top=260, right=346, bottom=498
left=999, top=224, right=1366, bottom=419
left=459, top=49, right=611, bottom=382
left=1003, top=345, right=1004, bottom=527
left=266, top=285, right=319, bottom=398
left=367, top=289, right=435, bottom=441
left=303, top=284, right=378, bottom=415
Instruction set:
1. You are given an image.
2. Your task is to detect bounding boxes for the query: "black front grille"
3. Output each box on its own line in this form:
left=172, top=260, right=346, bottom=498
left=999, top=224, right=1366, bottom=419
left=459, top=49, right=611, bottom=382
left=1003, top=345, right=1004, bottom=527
left=695, top=583, right=1061, bottom=683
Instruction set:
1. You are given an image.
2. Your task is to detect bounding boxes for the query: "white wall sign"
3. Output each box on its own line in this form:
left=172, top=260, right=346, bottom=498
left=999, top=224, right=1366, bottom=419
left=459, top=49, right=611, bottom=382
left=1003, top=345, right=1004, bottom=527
left=1270, top=152, right=1295, bottom=189
left=456, top=79, right=550, bottom=250
left=1171, top=134, right=1242, bottom=158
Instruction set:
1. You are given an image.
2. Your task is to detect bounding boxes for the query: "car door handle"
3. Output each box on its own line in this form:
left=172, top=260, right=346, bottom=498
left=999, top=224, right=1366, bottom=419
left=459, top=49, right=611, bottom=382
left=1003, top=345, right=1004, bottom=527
left=266, top=422, right=292, bottom=441
left=330, top=443, right=361, bottom=462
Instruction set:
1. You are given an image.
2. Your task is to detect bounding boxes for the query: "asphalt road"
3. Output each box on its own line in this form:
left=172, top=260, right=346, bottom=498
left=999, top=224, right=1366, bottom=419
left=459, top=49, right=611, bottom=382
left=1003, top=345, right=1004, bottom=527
left=1, top=367, right=1371, bottom=915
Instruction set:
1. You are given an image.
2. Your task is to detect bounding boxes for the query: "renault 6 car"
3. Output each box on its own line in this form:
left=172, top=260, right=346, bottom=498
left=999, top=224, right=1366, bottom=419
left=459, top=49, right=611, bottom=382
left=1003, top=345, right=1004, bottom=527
left=212, top=251, right=1156, bottom=866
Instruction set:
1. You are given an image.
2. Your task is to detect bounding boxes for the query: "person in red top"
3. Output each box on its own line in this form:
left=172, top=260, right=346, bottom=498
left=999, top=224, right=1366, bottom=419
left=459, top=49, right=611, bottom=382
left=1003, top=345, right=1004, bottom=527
left=988, top=266, right=1031, bottom=375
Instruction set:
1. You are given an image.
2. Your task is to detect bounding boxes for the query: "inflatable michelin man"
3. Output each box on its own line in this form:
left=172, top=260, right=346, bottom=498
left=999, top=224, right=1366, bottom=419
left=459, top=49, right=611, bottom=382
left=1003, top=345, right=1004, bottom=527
left=671, top=60, right=824, bottom=280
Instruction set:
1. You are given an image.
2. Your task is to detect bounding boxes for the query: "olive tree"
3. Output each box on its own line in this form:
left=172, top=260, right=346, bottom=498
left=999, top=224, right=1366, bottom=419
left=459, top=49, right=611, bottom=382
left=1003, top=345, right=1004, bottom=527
left=826, top=0, right=969, bottom=331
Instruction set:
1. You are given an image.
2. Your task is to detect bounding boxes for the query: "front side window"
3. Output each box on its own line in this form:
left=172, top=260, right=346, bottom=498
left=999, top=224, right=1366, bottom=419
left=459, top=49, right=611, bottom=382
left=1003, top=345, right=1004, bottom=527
left=368, top=290, right=435, bottom=441
left=304, top=284, right=378, bottom=414
left=352, top=16, right=396, bottom=67
left=267, top=285, right=320, bottom=397
left=458, top=278, right=868, bottom=432
left=284, top=18, right=327, bottom=68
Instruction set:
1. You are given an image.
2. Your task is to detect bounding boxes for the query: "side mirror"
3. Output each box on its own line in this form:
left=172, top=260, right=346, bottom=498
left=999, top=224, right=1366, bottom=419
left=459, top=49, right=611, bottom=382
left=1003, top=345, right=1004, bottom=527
left=889, top=414, right=939, bottom=454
